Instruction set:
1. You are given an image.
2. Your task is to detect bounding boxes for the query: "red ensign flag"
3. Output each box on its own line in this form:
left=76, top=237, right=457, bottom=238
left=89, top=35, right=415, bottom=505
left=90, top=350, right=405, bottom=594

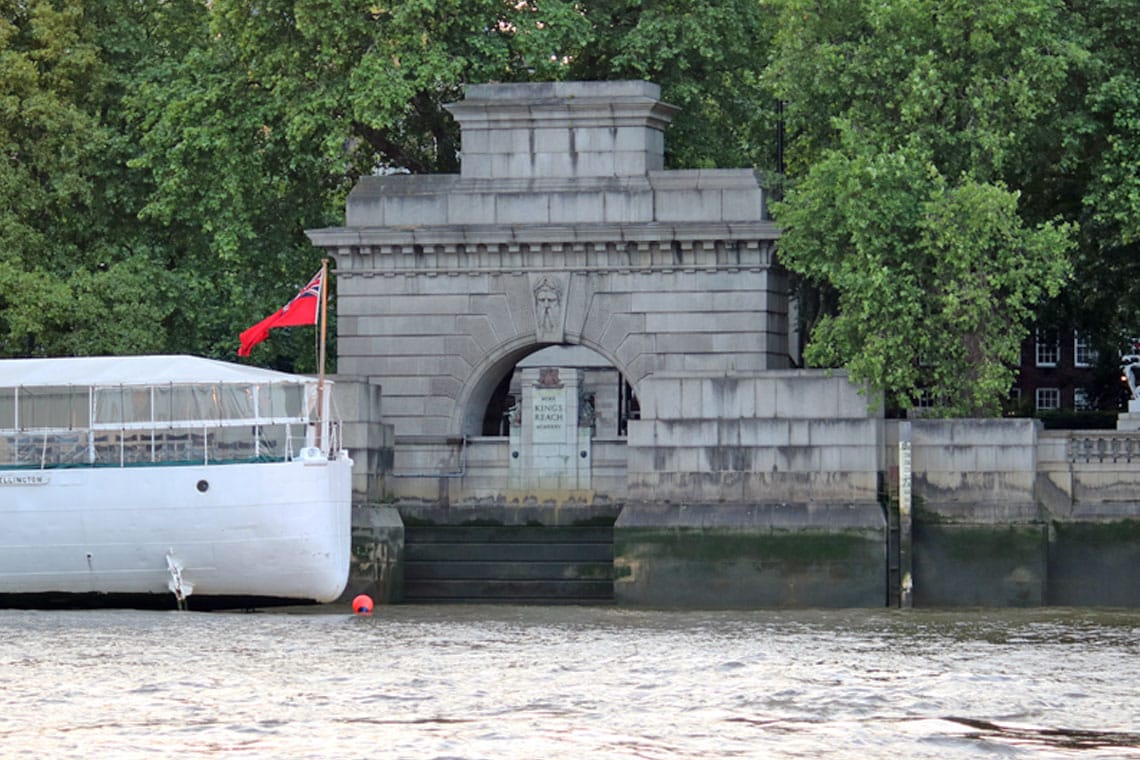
left=238, top=270, right=323, bottom=356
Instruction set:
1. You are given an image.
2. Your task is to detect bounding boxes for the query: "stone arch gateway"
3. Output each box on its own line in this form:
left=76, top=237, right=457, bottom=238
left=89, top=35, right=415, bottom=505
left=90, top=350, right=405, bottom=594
left=308, top=82, right=888, bottom=608
left=309, top=81, right=788, bottom=444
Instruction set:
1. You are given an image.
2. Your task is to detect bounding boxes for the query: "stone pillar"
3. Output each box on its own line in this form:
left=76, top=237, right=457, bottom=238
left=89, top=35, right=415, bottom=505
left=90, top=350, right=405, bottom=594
left=1116, top=399, right=1140, bottom=431
left=445, top=81, right=677, bottom=180
left=329, top=377, right=393, bottom=503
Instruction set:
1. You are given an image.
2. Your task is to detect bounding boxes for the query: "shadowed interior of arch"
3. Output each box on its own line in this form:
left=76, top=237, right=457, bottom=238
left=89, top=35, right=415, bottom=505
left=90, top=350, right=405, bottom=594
left=476, top=344, right=639, bottom=438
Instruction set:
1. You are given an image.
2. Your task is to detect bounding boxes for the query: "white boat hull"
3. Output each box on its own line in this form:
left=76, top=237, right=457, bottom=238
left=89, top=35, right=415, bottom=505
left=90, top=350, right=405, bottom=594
left=0, top=457, right=352, bottom=603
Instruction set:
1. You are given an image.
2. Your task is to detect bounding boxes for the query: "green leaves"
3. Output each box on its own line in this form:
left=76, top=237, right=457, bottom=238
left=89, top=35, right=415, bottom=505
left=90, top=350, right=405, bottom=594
left=1087, top=73, right=1140, bottom=247
left=1, top=0, right=1131, bottom=407
left=775, top=125, right=1074, bottom=416
left=0, top=0, right=110, bottom=357
left=772, top=0, right=1076, bottom=183
left=570, top=0, right=776, bottom=170
left=769, top=0, right=1084, bottom=416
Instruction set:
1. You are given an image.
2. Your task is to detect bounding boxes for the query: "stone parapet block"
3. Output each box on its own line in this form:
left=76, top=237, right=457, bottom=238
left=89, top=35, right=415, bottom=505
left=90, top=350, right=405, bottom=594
left=636, top=370, right=876, bottom=421
left=625, top=470, right=880, bottom=504
left=445, top=81, right=678, bottom=181
left=616, top=501, right=885, bottom=530
left=913, top=471, right=1040, bottom=515
left=909, top=418, right=1042, bottom=513
left=335, top=169, right=768, bottom=228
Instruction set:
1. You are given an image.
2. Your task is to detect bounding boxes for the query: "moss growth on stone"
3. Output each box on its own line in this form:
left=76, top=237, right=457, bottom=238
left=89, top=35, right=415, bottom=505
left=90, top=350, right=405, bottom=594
left=571, top=515, right=618, bottom=527
left=914, top=522, right=1044, bottom=563
left=614, top=528, right=880, bottom=567
left=1051, top=519, right=1140, bottom=544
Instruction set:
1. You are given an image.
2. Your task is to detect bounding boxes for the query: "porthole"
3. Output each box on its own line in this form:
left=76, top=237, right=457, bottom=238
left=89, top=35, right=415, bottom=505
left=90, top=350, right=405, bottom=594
left=196, top=480, right=209, bottom=493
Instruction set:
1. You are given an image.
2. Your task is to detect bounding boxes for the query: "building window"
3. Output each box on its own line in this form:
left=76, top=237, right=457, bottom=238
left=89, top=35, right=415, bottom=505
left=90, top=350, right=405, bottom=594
left=1036, top=329, right=1059, bottom=367
left=1074, top=333, right=1096, bottom=368
left=1074, top=387, right=1092, bottom=411
left=1036, top=387, right=1061, bottom=411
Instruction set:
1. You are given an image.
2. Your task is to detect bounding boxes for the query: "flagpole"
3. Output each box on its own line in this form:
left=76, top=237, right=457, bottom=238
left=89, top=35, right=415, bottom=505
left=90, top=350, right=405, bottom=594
left=316, top=258, right=329, bottom=451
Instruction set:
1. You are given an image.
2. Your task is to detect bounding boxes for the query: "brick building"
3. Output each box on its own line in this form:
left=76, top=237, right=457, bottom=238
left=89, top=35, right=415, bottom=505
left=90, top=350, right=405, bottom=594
left=1011, top=328, right=1124, bottom=414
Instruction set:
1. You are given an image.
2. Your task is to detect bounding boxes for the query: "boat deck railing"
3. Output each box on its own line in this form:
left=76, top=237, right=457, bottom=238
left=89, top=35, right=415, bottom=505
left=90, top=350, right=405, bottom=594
left=0, top=420, right=342, bottom=469
left=1, top=378, right=342, bottom=469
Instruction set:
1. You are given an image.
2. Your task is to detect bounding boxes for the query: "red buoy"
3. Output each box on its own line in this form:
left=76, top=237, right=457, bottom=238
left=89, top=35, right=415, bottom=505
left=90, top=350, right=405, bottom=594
left=352, top=594, right=374, bottom=616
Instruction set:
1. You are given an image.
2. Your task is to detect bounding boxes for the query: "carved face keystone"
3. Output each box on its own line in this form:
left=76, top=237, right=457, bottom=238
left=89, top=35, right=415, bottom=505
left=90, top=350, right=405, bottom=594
left=534, top=279, right=562, bottom=331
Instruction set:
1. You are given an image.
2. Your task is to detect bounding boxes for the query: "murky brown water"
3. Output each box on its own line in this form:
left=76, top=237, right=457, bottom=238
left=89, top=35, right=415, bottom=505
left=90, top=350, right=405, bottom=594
left=1, top=605, right=1138, bottom=758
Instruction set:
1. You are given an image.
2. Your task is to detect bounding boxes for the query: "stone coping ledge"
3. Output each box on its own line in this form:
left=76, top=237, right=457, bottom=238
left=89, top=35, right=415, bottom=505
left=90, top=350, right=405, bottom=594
left=640, top=368, right=852, bottom=381
left=462, top=80, right=664, bottom=101
left=395, top=502, right=622, bottom=526
left=444, top=107, right=677, bottom=133
left=616, top=501, right=885, bottom=529
left=447, top=82, right=679, bottom=132
left=346, top=170, right=764, bottom=198
left=309, top=221, right=779, bottom=248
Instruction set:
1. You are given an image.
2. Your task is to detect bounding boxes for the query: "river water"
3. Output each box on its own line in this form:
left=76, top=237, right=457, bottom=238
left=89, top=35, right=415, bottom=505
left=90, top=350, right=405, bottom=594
left=1, top=605, right=1138, bottom=759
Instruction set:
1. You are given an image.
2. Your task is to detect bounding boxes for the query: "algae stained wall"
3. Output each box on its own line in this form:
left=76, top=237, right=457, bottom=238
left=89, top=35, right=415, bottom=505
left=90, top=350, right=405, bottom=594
left=615, top=371, right=887, bottom=608
left=334, top=378, right=1140, bottom=608
left=614, top=504, right=885, bottom=608
left=907, top=420, right=1140, bottom=607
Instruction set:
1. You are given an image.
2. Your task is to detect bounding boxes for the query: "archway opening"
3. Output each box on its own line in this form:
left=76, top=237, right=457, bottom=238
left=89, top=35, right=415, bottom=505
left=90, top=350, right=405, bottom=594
left=475, top=345, right=639, bottom=438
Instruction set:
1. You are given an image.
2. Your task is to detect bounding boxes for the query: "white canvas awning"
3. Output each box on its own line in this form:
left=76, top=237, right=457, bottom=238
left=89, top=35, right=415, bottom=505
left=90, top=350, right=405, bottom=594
left=0, top=355, right=320, bottom=389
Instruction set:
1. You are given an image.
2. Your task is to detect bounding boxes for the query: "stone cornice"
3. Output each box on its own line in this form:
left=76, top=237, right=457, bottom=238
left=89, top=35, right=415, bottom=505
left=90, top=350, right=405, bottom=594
left=346, top=170, right=764, bottom=198
left=446, top=81, right=679, bottom=134
left=340, top=169, right=771, bottom=227
left=309, top=222, right=780, bottom=276
left=309, top=220, right=778, bottom=247
left=445, top=98, right=679, bottom=133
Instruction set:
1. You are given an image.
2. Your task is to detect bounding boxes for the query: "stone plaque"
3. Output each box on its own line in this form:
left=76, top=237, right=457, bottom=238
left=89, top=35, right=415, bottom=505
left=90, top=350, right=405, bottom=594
left=532, top=387, right=568, bottom=444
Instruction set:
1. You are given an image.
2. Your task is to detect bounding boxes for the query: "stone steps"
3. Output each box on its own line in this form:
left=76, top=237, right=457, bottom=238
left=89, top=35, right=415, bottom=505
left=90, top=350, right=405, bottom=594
left=403, top=526, right=615, bottom=604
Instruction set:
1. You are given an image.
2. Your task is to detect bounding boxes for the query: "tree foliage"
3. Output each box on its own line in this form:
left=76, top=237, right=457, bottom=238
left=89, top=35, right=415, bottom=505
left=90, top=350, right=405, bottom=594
left=1, top=0, right=775, bottom=367
left=1, top=0, right=109, bottom=355
left=2, top=0, right=1139, bottom=418
left=776, top=136, right=1072, bottom=416
left=111, top=0, right=770, bottom=369
left=769, top=0, right=1080, bottom=415
left=1037, top=0, right=1140, bottom=368
left=569, top=0, right=778, bottom=169
left=2, top=0, right=218, bottom=359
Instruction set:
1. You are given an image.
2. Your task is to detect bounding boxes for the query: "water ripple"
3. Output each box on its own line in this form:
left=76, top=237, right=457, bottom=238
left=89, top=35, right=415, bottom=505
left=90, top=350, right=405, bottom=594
left=1, top=606, right=1138, bottom=759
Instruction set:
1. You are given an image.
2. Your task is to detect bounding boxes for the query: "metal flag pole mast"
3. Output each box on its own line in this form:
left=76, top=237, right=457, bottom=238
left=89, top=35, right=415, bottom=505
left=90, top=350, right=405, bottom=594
left=316, top=257, right=330, bottom=451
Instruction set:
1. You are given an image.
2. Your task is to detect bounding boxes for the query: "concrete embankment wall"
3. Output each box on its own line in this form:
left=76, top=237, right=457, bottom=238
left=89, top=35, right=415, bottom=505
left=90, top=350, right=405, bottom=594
left=335, top=373, right=1140, bottom=608
left=616, top=371, right=886, bottom=608
left=900, top=419, right=1046, bottom=606
left=902, top=420, right=1140, bottom=607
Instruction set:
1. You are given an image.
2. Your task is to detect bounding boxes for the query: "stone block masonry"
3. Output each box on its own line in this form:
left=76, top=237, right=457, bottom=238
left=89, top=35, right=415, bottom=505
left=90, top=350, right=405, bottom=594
left=309, top=80, right=1140, bottom=609
left=892, top=420, right=1140, bottom=607
left=308, top=81, right=786, bottom=446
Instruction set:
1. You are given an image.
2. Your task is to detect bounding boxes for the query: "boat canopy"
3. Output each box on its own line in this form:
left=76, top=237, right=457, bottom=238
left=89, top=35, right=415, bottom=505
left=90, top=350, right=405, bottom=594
left=0, top=354, right=313, bottom=388
left=0, top=355, right=333, bottom=468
